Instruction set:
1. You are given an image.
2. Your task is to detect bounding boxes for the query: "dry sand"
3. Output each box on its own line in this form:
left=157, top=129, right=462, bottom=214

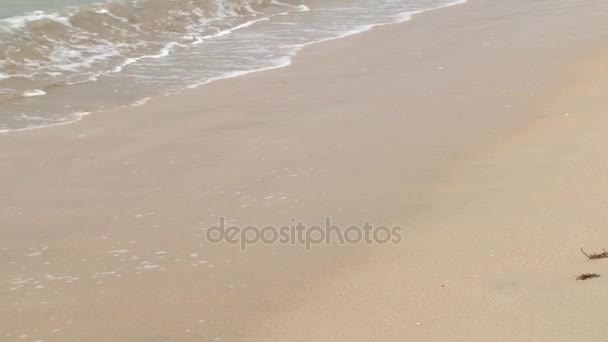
left=2, top=0, right=608, bottom=340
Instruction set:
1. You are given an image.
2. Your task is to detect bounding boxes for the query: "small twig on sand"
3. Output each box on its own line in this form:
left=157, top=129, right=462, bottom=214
left=580, top=248, right=608, bottom=259
left=576, top=273, right=600, bottom=281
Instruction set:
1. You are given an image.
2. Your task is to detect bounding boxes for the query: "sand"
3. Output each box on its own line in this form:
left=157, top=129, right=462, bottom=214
left=2, top=0, right=608, bottom=340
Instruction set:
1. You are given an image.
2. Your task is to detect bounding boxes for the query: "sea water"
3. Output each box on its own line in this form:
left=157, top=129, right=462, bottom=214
left=0, top=0, right=465, bottom=133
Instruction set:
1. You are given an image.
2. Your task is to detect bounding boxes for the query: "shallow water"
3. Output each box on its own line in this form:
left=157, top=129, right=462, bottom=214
left=0, top=0, right=464, bottom=133
left=0, top=0, right=100, bottom=18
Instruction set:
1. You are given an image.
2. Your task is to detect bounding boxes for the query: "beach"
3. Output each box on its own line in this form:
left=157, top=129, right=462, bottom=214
left=2, top=0, right=608, bottom=340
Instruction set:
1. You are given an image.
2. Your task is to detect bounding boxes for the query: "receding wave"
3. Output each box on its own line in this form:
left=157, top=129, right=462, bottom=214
left=0, top=0, right=306, bottom=100
left=0, top=0, right=466, bottom=133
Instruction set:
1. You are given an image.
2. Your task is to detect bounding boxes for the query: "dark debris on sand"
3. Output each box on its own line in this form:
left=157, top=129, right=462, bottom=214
left=580, top=248, right=608, bottom=260
left=576, top=273, right=600, bottom=281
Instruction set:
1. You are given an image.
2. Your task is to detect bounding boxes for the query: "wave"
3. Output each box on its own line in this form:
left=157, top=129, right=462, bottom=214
left=183, top=0, right=468, bottom=90
left=0, top=0, right=307, bottom=100
left=0, top=0, right=467, bottom=134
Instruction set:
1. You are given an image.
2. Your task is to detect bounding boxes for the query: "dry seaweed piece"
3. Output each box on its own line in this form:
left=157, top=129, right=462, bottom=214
left=580, top=248, right=608, bottom=259
left=576, top=273, right=600, bottom=280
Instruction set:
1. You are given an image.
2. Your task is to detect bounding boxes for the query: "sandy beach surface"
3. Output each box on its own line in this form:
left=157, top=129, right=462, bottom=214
left=2, top=0, right=608, bottom=340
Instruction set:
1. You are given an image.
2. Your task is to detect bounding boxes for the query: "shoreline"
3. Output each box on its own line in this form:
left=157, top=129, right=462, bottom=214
left=0, top=0, right=468, bottom=135
left=2, top=0, right=608, bottom=340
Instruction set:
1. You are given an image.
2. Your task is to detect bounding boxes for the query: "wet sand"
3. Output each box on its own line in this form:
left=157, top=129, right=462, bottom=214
left=2, top=0, right=608, bottom=340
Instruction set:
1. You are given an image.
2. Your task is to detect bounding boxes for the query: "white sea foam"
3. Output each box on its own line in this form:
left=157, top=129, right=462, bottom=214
left=0, top=11, right=71, bottom=30
left=0, top=111, right=91, bottom=134
left=185, top=55, right=292, bottom=90
left=22, top=89, right=46, bottom=97
left=131, top=97, right=152, bottom=107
